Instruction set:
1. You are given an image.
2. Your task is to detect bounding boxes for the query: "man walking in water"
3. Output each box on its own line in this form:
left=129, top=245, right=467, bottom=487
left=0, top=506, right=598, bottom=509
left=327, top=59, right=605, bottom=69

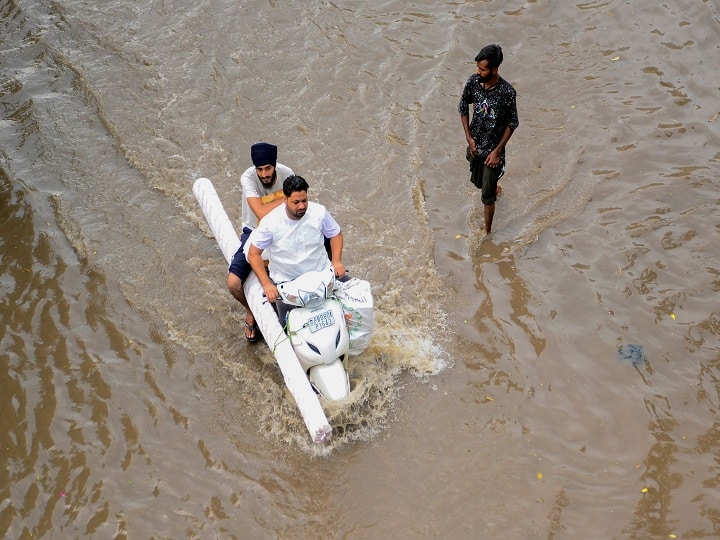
left=458, top=44, right=519, bottom=235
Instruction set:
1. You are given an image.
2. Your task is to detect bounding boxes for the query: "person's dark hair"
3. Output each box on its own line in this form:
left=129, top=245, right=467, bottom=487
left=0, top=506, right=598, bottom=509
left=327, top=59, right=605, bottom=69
left=283, top=174, right=309, bottom=197
left=475, top=44, right=503, bottom=69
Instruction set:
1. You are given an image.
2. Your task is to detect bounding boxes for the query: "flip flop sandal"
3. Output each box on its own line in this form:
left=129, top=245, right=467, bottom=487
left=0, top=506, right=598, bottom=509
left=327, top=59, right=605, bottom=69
left=244, top=321, right=259, bottom=343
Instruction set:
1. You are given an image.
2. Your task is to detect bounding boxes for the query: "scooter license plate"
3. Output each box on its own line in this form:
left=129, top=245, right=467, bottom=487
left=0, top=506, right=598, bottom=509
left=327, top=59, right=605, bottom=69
left=307, top=310, right=335, bottom=333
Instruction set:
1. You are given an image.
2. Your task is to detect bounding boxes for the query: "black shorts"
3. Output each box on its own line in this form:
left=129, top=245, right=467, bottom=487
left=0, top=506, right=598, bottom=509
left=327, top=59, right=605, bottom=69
left=228, top=227, right=253, bottom=281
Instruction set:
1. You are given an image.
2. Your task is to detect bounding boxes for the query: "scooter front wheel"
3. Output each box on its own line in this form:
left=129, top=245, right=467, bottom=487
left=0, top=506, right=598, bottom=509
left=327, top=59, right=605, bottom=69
left=309, top=360, right=350, bottom=401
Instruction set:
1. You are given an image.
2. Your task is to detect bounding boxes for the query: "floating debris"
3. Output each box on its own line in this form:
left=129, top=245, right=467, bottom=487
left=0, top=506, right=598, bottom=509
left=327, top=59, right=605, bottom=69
left=618, top=344, right=644, bottom=366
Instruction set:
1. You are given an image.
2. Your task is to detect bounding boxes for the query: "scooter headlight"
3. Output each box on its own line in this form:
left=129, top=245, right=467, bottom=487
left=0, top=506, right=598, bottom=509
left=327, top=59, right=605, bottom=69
left=297, top=286, right=326, bottom=308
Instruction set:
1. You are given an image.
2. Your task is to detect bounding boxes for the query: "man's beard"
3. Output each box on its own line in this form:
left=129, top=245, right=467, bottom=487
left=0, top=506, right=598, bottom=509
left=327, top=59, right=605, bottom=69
left=261, top=174, right=276, bottom=187
left=286, top=204, right=307, bottom=220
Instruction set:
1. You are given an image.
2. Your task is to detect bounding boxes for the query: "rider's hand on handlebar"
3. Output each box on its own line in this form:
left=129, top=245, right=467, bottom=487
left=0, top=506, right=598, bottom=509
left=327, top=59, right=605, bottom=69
left=333, top=262, right=346, bottom=278
left=263, top=283, right=279, bottom=303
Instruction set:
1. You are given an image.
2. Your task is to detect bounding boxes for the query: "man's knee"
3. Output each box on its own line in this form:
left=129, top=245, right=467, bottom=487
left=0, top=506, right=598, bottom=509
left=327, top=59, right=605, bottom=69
left=228, top=273, right=244, bottom=296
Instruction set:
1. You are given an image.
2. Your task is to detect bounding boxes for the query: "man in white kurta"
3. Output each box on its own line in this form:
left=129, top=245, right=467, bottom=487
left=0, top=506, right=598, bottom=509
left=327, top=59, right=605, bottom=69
left=245, top=175, right=345, bottom=310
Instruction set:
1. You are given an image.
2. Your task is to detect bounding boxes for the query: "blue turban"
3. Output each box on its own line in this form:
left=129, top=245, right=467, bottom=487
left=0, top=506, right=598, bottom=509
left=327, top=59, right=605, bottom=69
left=251, top=142, right=277, bottom=167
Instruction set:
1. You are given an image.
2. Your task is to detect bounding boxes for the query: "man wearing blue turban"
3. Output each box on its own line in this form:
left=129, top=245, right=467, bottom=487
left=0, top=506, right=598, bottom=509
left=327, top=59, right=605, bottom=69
left=227, top=142, right=295, bottom=342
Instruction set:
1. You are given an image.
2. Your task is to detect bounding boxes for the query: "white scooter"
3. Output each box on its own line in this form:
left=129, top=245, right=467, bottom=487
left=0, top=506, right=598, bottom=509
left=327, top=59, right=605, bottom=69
left=276, top=267, right=351, bottom=401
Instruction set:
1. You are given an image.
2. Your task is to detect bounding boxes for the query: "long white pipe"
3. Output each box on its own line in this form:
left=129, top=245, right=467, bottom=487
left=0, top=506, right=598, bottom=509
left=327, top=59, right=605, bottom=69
left=193, top=177, right=332, bottom=443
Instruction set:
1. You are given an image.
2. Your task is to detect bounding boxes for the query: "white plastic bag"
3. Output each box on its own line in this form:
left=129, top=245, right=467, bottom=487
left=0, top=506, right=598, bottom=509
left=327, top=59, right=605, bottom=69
left=333, top=277, right=374, bottom=355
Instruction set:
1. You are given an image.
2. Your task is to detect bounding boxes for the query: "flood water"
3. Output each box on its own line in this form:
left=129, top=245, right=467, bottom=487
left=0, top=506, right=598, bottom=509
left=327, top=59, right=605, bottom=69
left=2, top=0, right=719, bottom=538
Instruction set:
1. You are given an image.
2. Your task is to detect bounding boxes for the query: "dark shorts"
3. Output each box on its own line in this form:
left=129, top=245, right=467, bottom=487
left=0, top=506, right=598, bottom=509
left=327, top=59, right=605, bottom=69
left=467, top=146, right=504, bottom=205
left=228, top=227, right=253, bottom=281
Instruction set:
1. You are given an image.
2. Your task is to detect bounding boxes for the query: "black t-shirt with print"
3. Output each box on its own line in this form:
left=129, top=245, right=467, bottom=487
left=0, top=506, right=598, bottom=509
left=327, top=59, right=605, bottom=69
left=458, top=75, right=519, bottom=162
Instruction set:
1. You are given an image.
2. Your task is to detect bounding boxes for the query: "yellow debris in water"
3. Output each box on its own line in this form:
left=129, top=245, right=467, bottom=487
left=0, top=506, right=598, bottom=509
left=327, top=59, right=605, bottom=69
left=536, top=473, right=543, bottom=480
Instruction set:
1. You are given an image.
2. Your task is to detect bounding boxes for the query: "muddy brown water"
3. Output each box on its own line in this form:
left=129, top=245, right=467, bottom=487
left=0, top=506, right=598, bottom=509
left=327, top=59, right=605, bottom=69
left=1, top=1, right=719, bottom=537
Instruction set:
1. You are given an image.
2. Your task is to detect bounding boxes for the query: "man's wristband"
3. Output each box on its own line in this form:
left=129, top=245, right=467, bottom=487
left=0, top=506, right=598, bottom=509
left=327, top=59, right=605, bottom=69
left=261, top=190, right=284, bottom=204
